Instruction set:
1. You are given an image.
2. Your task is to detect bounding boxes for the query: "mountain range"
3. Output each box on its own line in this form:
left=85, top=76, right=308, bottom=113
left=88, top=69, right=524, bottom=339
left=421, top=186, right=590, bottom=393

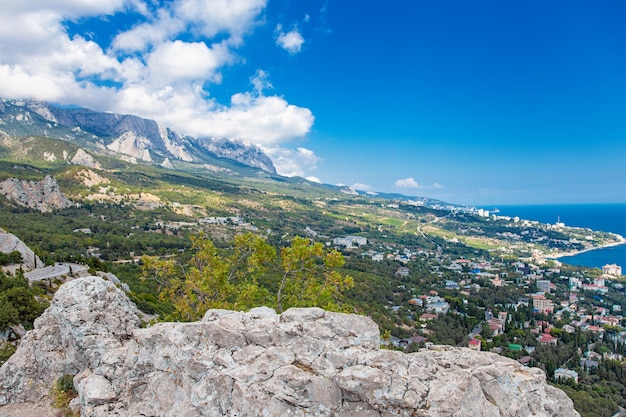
left=0, top=98, right=455, bottom=209
left=0, top=98, right=276, bottom=174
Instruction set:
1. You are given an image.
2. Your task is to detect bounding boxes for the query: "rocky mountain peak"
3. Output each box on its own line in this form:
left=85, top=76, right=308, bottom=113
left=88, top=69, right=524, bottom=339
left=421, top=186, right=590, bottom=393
left=0, top=276, right=578, bottom=417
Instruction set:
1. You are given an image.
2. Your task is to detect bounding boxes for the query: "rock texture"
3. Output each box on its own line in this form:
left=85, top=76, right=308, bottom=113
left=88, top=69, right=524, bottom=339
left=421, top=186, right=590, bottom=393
left=0, top=277, right=141, bottom=405
left=0, top=227, right=41, bottom=269
left=0, top=277, right=579, bottom=417
left=196, top=137, right=277, bottom=174
left=0, top=175, right=73, bottom=212
left=70, top=148, right=103, bottom=170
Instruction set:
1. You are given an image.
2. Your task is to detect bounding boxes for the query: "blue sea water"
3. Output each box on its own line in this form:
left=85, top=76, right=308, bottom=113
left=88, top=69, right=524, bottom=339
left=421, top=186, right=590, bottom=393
left=482, top=204, right=626, bottom=270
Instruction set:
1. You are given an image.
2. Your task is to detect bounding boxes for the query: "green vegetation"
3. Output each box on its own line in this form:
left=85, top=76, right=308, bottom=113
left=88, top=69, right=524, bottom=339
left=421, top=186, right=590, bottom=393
left=51, top=374, right=78, bottom=416
left=0, top=342, right=16, bottom=365
left=144, top=233, right=353, bottom=321
left=0, top=251, right=22, bottom=266
left=0, top=272, right=47, bottom=332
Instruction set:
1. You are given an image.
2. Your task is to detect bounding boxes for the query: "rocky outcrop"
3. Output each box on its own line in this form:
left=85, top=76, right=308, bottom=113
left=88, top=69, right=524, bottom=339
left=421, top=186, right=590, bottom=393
left=0, top=227, right=41, bottom=269
left=0, top=277, right=579, bottom=417
left=195, top=137, right=277, bottom=174
left=70, top=148, right=102, bottom=170
left=0, top=277, right=141, bottom=404
left=161, top=157, right=174, bottom=169
left=0, top=175, right=73, bottom=212
left=106, top=131, right=153, bottom=162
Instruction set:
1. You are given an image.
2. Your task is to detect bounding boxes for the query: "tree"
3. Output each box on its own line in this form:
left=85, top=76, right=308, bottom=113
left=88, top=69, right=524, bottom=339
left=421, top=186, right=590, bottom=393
left=145, top=233, right=353, bottom=321
left=276, top=236, right=353, bottom=313
left=0, top=302, right=18, bottom=331
left=152, top=233, right=274, bottom=321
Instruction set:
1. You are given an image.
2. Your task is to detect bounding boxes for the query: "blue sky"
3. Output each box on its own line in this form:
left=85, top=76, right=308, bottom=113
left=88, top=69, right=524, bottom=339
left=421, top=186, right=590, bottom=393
left=0, top=1, right=625, bottom=206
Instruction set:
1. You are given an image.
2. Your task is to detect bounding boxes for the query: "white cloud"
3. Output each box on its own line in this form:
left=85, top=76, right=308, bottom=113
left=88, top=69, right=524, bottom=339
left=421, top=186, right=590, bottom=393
left=176, top=0, right=266, bottom=43
left=172, top=93, right=314, bottom=144
left=1, top=0, right=131, bottom=18
left=250, top=69, right=273, bottom=95
left=146, top=40, right=231, bottom=85
left=394, top=177, right=420, bottom=188
left=275, top=24, right=304, bottom=54
left=111, top=9, right=183, bottom=53
left=306, top=176, right=321, bottom=183
left=263, top=146, right=321, bottom=177
left=0, top=0, right=316, bottom=159
left=394, top=178, right=444, bottom=190
left=112, top=0, right=267, bottom=52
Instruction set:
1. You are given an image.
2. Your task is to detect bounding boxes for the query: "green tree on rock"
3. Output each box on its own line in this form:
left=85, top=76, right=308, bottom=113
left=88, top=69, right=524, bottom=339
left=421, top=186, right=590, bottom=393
left=277, top=236, right=353, bottom=313
left=143, top=233, right=353, bottom=321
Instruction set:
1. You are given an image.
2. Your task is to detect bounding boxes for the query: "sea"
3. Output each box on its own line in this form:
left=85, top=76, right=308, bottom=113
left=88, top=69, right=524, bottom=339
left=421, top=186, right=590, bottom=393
left=481, top=204, right=626, bottom=270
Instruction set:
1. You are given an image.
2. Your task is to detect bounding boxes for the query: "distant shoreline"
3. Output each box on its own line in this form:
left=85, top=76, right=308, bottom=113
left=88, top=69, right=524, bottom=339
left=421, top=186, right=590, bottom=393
left=550, top=236, right=626, bottom=264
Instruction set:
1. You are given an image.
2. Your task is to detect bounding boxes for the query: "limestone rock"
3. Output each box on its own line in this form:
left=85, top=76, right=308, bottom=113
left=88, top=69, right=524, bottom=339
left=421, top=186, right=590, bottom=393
left=0, top=227, right=41, bottom=269
left=0, top=277, right=141, bottom=404
left=0, top=277, right=579, bottom=417
left=161, top=157, right=174, bottom=169
left=0, top=175, right=73, bottom=212
left=70, top=148, right=102, bottom=170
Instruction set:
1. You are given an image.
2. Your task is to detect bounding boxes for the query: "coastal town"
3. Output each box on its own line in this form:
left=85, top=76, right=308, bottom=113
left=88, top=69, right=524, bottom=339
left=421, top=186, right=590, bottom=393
left=1, top=191, right=625, bottom=416
left=321, top=207, right=626, bottom=416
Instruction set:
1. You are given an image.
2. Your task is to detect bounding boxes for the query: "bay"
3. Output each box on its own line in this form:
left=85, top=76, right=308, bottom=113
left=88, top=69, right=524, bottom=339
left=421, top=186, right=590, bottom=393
left=481, top=204, right=626, bottom=270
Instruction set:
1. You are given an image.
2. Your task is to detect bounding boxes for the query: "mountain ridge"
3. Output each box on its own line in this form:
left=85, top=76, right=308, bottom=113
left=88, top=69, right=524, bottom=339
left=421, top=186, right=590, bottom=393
left=0, top=98, right=276, bottom=175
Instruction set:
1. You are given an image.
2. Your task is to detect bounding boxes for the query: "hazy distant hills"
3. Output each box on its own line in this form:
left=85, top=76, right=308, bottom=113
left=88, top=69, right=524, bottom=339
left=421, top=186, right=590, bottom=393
left=0, top=98, right=276, bottom=174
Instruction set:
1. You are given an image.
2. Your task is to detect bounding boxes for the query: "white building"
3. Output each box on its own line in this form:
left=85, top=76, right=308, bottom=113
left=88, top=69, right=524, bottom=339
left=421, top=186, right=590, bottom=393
left=602, top=263, right=622, bottom=276
left=332, top=236, right=367, bottom=248
left=554, top=368, right=578, bottom=383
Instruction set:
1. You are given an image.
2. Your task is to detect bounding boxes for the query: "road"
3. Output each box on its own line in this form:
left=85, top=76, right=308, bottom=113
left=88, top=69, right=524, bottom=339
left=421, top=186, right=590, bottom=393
left=24, top=263, right=88, bottom=283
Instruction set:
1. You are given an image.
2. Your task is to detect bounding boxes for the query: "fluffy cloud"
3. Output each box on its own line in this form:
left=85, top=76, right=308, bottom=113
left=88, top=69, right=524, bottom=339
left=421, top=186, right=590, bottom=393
left=146, top=40, right=231, bottom=84
left=263, top=147, right=321, bottom=177
left=1, top=0, right=131, bottom=18
left=112, top=0, right=267, bottom=52
left=275, top=24, right=305, bottom=54
left=0, top=0, right=318, bottom=176
left=394, top=177, right=420, bottom=188
left=394, top=178, right=443, bottom=190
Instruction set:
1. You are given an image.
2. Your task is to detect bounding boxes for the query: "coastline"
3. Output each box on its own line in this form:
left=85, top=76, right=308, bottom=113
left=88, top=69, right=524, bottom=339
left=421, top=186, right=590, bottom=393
left=549, top=236, right=626, bottom=263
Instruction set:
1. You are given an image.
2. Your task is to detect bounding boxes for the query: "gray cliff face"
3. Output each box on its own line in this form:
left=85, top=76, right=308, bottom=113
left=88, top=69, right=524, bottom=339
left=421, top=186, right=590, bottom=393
left=194, top=137, right=277, bottom=174
left=0, top=277, right=579, bottom=417
left=0, top=175, right=73, bottom=212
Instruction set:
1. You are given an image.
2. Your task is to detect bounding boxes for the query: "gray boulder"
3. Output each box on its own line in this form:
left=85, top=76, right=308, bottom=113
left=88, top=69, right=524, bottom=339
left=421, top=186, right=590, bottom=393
left=0, top=276, right=141, bottom=404
left=0, top=227, right=41, bottom=269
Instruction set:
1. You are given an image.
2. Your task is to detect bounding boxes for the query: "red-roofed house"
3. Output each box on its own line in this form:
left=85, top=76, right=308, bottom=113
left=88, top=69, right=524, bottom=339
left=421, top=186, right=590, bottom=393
left=539, top=333, right=557, bottom=346
left=468, top=339, right=481, bottom=351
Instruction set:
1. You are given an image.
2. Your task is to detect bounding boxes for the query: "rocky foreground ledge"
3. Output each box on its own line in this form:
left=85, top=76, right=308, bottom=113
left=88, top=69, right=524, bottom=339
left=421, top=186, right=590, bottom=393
left=0, top=277, right=578, bottom=417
